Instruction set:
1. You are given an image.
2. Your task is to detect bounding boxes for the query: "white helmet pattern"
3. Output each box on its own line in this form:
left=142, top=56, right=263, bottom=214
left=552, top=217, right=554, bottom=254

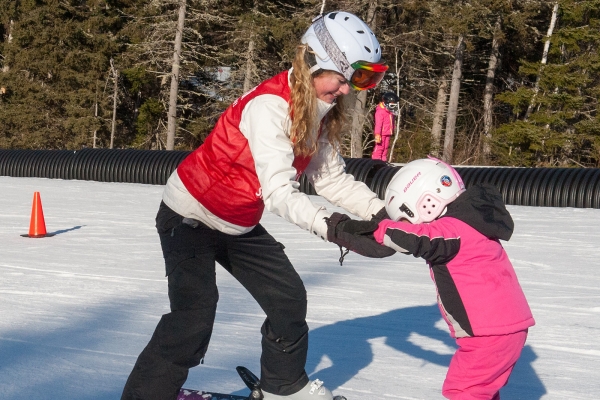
left=385, top=156, right=466, bottom=223
left=301, top=11, right=382, bottom=80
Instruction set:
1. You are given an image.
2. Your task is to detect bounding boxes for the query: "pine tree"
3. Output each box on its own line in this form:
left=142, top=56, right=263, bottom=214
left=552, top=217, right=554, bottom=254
left=0, top=0, right=595, bottom=165
left=0, top=0, right=131, bottom=149
left=495, top=0, right=600, bottom=166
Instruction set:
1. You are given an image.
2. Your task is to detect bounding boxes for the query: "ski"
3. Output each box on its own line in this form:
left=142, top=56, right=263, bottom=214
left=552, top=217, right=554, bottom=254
left=178, top=366, right=347, bottom=400
left=178, top=388, right=248, bottom=400
left=176, top=366, right=261, bottom=400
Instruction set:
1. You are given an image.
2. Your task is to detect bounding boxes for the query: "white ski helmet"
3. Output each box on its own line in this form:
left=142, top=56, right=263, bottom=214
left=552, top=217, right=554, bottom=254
left=385, top=156, right=466, bottom=223
left=301, top=11, right=387, bottom=90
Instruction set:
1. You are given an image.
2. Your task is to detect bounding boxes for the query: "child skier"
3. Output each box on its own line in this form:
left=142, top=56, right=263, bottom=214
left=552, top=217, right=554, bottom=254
left=371, top=92, right=399, bottom=161
left=326, top=157, right=535, bottom=399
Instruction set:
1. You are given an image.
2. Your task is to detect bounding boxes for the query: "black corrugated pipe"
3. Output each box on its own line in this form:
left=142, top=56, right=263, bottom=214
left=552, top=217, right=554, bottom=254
left=450, top=166, right=600, bottom=208
left=367, top=165, right=600, bottom=209
left=344, top=158, right=388, bottom=187
left=298, top=158, right=387, bottom=196
left=0, top=149, right=191, bottom=185
left=2, top=150, right=600, bottom=209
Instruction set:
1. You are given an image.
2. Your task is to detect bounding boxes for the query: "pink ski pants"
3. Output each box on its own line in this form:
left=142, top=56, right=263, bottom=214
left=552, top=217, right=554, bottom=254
left=442, top=330, right=528, bottom=400
left=371, top=135, right=391, bottom=161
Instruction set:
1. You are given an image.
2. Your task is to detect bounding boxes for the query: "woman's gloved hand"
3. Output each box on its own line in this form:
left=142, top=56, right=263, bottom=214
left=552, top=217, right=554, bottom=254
left=325, top=212, right=395, bottom=259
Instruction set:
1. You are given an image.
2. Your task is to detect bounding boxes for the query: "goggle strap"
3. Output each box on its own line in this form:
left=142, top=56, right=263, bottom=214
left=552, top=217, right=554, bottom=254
left=309, top=65, right=321, bottom=74
left=304, top=50, right=321, bottom=74
left=312, top=16, right=354, bottom=81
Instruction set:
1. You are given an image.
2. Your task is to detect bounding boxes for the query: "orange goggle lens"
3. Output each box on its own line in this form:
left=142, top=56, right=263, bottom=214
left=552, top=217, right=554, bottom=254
left=350, top=61, right=388, bottom=90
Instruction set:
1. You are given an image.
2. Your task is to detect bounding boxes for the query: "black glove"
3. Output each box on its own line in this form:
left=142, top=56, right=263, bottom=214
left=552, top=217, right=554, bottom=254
left=371, top=207, right=390, bottom=224
left=325, top=212, right=396, bottom=263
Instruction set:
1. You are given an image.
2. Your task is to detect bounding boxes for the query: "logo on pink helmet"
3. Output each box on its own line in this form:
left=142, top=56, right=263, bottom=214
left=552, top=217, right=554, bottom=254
left=403, top=171, right=422, bottom=193
left=440, top=175, right=453, bottom=187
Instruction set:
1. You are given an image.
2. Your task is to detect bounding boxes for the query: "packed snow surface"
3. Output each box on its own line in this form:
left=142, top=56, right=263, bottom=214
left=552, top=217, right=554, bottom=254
left=1, top=176, right=599, bottom=399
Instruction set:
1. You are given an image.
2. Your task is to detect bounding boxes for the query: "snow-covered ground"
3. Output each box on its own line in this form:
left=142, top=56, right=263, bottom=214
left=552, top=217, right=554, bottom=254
left=1, top=176, right=599, bottom=400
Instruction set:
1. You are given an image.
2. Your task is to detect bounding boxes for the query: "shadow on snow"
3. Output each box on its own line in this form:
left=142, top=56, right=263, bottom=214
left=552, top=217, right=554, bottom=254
left=305, top=304, right=546, bottom=399
left=0, top=300, right=154, bottom=400
left=0, top=301, right=545, bottom=399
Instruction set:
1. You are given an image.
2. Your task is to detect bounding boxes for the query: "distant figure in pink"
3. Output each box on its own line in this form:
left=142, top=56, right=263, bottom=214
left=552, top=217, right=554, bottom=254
left=371, top=92, right=399, bottom=161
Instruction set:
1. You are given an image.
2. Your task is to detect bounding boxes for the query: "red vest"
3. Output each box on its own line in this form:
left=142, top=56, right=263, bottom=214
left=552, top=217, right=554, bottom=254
left=177, top=71, right=312, bottom=227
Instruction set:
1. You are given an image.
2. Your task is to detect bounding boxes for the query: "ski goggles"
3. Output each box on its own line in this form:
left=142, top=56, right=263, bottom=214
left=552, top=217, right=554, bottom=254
left=312, top=16, right=387, bottom=91
left=348, top=61, right=388, bottom=91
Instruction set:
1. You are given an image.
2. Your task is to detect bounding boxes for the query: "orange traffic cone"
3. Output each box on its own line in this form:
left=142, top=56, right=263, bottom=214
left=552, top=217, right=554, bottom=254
left=21, top=192, right=55, bottom=238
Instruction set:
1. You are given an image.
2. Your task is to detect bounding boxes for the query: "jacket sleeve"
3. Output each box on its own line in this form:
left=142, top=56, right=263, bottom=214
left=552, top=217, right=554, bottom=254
left=240, top=94, right=333, bottom=240
left=373, top=219, right=460, bottom=264
left=304, top=136, right=385, bottom=236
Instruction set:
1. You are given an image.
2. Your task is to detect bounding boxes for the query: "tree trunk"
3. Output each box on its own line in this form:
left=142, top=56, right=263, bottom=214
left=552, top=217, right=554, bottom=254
left=482, top=16, right=502, bottom=159
left=6, top=19, right=13, bottom=44
left=110, top=59, right=118, bottom=149
left=388, top=48, right=404, bottom=163
left=93, top=98, right=98, bottom=148
left=350, top=91, right=367, bottom=158
left=388, top=104, right=402, bottom=163
left=430, top=78, right=448, bottom=158
left=525, top=2, right=558, bottom=120
left=350, top=0, right=377, bottom=158
left=442, top=35, right=465, bottom=164
left=243, top=40, right=255, bottom=93
left=2, top=20, right=14, bottom=73
left=166, top=0, right=187, bottom=151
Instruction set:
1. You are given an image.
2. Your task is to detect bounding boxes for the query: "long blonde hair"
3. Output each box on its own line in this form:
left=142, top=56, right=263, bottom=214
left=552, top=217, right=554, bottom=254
left=289, top=44, right=346, bottom=157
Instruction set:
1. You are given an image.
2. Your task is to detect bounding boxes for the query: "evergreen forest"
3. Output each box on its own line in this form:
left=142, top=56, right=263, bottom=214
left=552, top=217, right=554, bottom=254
left=1, top=0, right=599, bottom=167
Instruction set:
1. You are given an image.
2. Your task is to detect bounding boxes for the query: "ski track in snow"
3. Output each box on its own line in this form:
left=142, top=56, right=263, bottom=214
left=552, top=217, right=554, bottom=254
left=0, top=176, right=599, bottom=399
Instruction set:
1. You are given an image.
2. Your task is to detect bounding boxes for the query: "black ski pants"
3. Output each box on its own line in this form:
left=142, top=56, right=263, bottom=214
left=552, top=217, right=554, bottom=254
left=121, top=202, right=310, bottom=400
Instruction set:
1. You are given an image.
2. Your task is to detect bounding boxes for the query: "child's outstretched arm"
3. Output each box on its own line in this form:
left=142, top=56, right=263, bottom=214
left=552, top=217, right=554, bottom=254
left=373, top=219, right=460, bottom=264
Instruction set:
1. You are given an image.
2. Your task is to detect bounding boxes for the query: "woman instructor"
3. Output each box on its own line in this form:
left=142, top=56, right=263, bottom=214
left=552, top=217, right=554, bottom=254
left=121, top=11, right=390, bottom=400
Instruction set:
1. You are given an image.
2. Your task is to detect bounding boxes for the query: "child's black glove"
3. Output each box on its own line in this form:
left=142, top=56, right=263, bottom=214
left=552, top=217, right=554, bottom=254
left=325, top=212, right=396, bottom=263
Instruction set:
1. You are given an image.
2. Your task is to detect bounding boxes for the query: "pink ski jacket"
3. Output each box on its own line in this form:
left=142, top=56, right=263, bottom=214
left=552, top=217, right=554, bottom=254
left=374, top=184, right=535, bottom=338
left=373, top=103, right=395, bottom=137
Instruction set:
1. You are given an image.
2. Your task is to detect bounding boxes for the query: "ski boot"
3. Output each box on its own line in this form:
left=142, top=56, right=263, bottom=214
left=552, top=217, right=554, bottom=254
left=236, top=366, right=347, bottom=400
